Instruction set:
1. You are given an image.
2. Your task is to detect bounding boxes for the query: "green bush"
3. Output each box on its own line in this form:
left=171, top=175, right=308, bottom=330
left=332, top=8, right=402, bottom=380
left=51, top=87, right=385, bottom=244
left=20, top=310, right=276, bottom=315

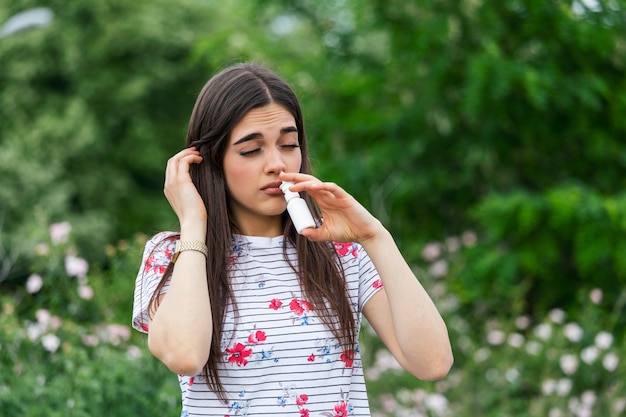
left=0, top=222, right=179, bottom=416
left=363, top=232, right=626, bottom=417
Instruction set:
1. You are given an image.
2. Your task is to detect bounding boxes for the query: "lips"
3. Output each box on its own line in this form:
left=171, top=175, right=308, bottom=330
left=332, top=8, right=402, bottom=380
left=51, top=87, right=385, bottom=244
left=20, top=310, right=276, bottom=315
left=261, top=181, right=284, bottom=195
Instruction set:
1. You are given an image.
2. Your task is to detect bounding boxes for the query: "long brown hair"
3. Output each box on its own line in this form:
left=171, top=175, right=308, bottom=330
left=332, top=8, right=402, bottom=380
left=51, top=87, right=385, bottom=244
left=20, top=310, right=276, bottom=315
left=148, top=63, right=356, bottom=401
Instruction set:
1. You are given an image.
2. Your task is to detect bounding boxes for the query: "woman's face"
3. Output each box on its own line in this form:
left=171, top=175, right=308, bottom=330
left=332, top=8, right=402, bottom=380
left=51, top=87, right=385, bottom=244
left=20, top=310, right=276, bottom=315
left=223, top=102, right=302, bottom=236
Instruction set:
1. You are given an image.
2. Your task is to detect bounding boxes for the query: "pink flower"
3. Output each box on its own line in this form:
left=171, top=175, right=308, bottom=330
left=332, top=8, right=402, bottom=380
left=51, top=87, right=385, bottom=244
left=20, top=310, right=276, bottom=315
left=78, top=285, right=94, bottom=300
left=296, top=393, right=309, bottom=406
left=247, top=330, right=267, bottom=344
left=372, top=279, right=383, bottom=289
left=307, top=354, right=315, bottom=362
left=226, top=342, right=252, bottom=367
left=300, top=409, right=310, bottom=417
left=26, top=274, right=43, bottom=294
left=49, top=221, right=71, bottom=244
left=340, top=350, right=354, bottom=368
left=269, top=298, right=282, bottom=310
left=289, top=298, right=312, bottom=316
left=65, top=255, right=89, bottom=278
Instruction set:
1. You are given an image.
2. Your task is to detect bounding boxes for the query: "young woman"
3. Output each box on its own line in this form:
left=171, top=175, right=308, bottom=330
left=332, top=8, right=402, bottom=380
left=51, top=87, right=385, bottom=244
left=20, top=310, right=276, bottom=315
left=132, top=63, right=453, bottom=417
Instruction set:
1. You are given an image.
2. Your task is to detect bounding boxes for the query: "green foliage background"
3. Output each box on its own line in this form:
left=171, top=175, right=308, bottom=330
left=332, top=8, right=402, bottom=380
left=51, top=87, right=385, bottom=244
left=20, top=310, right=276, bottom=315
left=1, top=0, right=625, bottom=416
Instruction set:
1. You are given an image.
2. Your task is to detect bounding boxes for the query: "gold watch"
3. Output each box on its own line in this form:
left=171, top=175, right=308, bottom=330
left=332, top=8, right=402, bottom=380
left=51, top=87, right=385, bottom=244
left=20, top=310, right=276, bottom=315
left=172, top=240, right=208, bottom=263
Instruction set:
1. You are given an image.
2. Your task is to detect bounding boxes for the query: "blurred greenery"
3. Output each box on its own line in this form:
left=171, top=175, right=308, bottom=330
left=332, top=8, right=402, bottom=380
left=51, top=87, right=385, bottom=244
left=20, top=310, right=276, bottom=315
left=1, top=0, right=625, bottom=415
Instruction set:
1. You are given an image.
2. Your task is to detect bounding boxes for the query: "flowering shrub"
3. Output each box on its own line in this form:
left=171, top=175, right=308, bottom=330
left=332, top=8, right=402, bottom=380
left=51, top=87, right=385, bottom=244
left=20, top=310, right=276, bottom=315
left=362, top=232, right=626, bottom=417
left=0, top=222, right=179, bottom=416
left=3, top=223, right=624, bottom=416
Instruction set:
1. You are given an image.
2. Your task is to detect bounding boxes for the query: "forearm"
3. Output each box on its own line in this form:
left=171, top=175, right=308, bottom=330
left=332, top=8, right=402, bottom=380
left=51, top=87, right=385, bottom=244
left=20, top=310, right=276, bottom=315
left=148, top=222, right=212, bottom=376
left=361, top=227, right=453, bottom=376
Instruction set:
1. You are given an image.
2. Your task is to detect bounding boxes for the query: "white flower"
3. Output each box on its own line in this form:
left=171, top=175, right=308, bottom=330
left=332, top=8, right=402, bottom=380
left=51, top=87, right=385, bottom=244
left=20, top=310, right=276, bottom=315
left=81, top=334, right=98, bottom=346
left=614, top=398, right=626, bottom=414
left=461, top=230, right=477, bottom=247
left=507, top=333, right=525, bottom=348
left=542, top=379, right=556, bottom=395
left=127, top=345, right=142, bottom=360
left=559, top=354, right=579, bottom=375
left=505, top=368, right=520, bottom=383
left=556, top=378, right=572, bottom=396
left=563, top=323, right=584, bottom=343
left=445, top=237, right=460, bottom=253
left=580, top=346, right=599, bottom=364
left=77, top=285, right=94, bottom=300
left=589, top=288, right=603, bottom=304
left=41, top=333, right=61, bottom=353
left=487, top=330, right=506, bottom=346
left=424, top=393, right=448, bottom=415
left=428, top=260, right=448, bottom=278
left=26, top=274, right=43, bottom=294
left=525, top=341, right=542, bottom=355
left=27, top=324, right=43, bottom=341
left=36, top=309, right=51, bottom=325
left=49, top=221, right=72, bottom=244
left=474, top=347, right=491, bottom=362
left=35, top=243, right=49, bottom=256
left=602, top=352, right=619, bottom=372
left=581, top=390, right=596, bottom=406
left=515, top=315, right=531, bottom=330
left=103, top=324, right=131, bottom=345
left=594, top=331, right=613, bottom=349
left=549, top=309, right=566, bottom=324
left=549, top=408, right=564, bottom=417
left=421, top=242, right=442, bottom=262
left=534, top=323, right=552, bottom=340
left=65, top=255, right=89, bottom=278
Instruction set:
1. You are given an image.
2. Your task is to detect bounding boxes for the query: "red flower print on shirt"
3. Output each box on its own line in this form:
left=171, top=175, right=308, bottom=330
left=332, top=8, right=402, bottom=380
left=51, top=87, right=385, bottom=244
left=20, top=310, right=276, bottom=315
left=300, top=410, right=310, bottom=417
left=226, top=342, right=253, bottom=367
left=373, top=279, right=383, bottom=289
left=340, top=349, right=354, bottom=368
left=269, top=298, right=282, bottom=310
left=144, top=254, right=167, bottom=274
left=334, top=242, right=358, bottom=258
left=296, top=393, right=309, bottom=406
left=247, top=330, right=267, bottom=345
left=333, top=401, right=349, bottom=417
left=307, top=353, right=315, bottom=362
left=289, top=298, right=312, bottom=316
left=144, top=255, right=155, bottom=273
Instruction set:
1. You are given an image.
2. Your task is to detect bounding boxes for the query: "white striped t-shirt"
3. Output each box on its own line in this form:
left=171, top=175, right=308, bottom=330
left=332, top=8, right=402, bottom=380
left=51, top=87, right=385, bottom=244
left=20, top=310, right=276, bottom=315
left=132, top=232, right=383, bottom=417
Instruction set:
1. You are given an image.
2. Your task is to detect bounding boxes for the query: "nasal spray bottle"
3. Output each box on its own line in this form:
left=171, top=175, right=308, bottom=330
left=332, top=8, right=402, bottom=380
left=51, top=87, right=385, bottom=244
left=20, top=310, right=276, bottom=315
left=280, top=181, right=316, bottom=234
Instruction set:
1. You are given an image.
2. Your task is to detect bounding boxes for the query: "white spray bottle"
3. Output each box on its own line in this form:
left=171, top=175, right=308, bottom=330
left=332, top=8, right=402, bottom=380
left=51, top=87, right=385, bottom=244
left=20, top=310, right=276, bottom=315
left=280, top=181, right=316, bottom=234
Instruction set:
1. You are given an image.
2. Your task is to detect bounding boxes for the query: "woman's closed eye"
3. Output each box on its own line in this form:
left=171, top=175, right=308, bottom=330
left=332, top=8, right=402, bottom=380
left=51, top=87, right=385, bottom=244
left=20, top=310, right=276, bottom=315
left=239, top=143, right=299, bottom=157
left=240, top=148, right=261, bottom=156
left=280, top=143, right=300, bottom=150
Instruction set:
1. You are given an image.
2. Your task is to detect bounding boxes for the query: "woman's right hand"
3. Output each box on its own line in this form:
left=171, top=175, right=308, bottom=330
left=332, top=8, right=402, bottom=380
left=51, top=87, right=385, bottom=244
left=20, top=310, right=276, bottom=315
left=163, top=147, right=207, bottom=224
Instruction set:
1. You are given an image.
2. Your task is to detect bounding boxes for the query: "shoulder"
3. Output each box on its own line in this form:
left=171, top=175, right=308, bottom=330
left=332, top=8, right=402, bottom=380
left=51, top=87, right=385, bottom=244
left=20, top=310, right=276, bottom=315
left=141, top=231, right=179, bottom=259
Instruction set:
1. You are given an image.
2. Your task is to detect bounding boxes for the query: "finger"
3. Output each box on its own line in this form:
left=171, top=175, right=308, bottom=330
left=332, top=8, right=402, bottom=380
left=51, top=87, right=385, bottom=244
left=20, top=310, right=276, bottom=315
left=176, top=154, right=203, bottom=177
left=279, top=172, right=320, bottom=184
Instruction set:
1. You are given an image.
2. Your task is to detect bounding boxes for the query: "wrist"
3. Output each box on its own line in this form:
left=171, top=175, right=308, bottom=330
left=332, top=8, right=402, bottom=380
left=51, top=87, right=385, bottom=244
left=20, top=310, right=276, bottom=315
left=179, top=219, right=207, bottom=242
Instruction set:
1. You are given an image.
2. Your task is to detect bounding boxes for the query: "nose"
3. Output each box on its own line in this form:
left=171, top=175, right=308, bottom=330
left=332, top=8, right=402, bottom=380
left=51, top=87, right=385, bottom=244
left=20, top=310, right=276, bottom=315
left=264, top=148, right=287, bottom=174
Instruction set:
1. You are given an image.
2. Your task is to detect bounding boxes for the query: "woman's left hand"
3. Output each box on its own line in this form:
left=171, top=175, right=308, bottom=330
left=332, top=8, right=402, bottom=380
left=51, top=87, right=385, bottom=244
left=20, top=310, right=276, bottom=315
left=279, top=172, right=384, bottom=243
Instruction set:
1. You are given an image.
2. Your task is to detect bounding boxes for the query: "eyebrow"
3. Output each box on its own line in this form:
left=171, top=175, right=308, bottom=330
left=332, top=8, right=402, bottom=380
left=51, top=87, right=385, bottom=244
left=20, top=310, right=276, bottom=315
left=233, top=126, right=298, bottom=146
